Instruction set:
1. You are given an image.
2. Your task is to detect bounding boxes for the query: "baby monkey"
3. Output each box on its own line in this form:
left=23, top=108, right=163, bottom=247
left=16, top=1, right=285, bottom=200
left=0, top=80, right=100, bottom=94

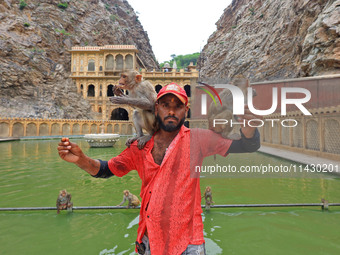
left=110, top=70, right=158, bottom=149
left=118, top=190, right=141, bottom=208
left=56, top=189, right=73, bottom=214
left=203, top=186, right=214, bottom=210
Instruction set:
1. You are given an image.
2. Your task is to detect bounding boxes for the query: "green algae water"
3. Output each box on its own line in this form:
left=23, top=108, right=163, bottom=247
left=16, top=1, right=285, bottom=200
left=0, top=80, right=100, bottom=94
left=0, top=139, right=340, bottom=255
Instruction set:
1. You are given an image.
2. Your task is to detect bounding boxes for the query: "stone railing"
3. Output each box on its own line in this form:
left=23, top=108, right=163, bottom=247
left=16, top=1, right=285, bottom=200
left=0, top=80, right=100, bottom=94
left=0, top=118, right=135, bottom=138
left=259, top=109, right=340, bottom=161
left=188, top=111, right=340, bottom=162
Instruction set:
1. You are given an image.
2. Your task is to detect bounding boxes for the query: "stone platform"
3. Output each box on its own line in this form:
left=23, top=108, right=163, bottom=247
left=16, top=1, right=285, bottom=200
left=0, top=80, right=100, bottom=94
left=259, top=145, right=340, bottom=175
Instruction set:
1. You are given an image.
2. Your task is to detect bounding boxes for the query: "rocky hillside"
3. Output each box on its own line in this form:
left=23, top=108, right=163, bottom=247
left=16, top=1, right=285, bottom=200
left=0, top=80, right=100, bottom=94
left=0, top=0, right=157, bottom=119
left=199, top=0, right=340, bottom=82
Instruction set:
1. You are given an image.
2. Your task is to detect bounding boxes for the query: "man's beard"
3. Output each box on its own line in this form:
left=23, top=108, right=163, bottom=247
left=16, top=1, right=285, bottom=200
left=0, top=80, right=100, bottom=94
left=156, top=114, right=185, bottom=132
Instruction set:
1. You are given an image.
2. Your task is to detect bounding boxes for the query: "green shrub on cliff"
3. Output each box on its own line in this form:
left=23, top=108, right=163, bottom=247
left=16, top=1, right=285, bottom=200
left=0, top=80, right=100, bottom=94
left=19, top=0, right=27, bottom=10
left=57, top=3, right=68, bottom=9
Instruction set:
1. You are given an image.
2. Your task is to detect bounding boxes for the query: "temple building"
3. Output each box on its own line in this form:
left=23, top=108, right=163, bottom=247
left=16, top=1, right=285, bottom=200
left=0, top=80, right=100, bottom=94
left=69, top=45, right=199, bottom=121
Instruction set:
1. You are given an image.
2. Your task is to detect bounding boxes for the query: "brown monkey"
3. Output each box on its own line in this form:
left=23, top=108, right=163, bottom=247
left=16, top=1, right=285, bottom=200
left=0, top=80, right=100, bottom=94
left=203, top=186, right=214, bottom=210
left=56, top=189, right=73, bottom=214
left=118, top=190, right=141, bottom=208
left=321, top=198, right=329, bottom=210
left=206, top=75, right=255, bottom=140
left=110, top=70, right=158, bottom=149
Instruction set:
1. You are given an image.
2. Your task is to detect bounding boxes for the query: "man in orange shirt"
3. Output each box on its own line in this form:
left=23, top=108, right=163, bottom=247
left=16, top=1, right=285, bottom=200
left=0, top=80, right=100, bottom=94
left=58, top=83, right=260, bottom=255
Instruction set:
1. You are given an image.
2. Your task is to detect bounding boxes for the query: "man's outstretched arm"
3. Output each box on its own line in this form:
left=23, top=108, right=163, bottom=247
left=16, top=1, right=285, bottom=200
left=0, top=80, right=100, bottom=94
left=92, top=160, right=114, bottom=178
left=227, top=106, right=262, bottom=153
left=227, top=128, right=260, bottom=153
left=57, top=137, right=100, bottom=176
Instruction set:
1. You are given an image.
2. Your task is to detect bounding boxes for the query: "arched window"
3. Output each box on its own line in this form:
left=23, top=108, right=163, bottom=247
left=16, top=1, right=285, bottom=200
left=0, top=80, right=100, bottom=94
left=107, top=84, right=114, bottom=97
left=116, top=54, right=123, bottom=70
left=98, top=107, right=102, bottom=113
left=88, top=59, right=95, bottom=71
left=111, top=108, right=129, bottom=120
left=155, top=85, right=162, bottom=93
left=125, top=54, right=133, bottom=69
left=87, top=85, right=95, bottom=97
left=184, top=85, right=191, bottom=97
left=99, top=66, right=103, bottom=71
left=105, top=54, right=114, bottom=70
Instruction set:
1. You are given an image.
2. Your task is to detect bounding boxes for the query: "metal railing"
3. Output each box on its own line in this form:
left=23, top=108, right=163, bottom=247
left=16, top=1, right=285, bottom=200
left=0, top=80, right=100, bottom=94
left=1, top=202, right=339, bottom=211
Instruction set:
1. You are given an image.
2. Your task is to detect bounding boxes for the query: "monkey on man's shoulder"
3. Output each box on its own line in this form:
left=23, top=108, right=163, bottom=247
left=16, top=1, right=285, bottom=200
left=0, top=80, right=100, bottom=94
left=110, top=70, right=158, bottom=149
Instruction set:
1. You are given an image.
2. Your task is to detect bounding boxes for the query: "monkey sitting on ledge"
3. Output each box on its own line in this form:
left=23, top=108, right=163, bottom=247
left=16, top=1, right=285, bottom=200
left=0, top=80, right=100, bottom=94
left=56, top=189, right=73, bottom=214
left=118, top=190, right=141, bottom=208
left=110, top=70, right=158, bottom=149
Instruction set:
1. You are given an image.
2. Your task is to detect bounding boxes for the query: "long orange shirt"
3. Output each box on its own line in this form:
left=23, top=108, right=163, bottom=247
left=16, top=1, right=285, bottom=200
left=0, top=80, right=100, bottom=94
left=108, top=126, right=232, bottom=255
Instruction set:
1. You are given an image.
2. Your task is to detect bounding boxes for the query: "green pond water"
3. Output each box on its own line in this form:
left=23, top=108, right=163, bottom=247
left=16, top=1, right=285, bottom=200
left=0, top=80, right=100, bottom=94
left=0, top=138, right=340, bottom=255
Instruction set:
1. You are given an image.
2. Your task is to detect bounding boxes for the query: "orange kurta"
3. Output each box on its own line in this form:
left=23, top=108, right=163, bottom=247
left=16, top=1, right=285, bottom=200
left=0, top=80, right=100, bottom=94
left=108, top=126, right=232, bottom=254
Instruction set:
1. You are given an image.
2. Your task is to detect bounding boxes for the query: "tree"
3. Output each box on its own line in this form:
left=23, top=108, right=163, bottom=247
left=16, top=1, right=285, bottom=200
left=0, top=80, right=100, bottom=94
left=160, top=53, right=200, bottom=69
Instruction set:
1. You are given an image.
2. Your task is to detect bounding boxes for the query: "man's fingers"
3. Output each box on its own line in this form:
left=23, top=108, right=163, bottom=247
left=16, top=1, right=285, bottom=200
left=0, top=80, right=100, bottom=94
left=58, top=150, right=69, bottom=156
left=57, top=145, right=71, bottom=150
left=59, top=137, right=70, bottom=147
left=68, top=141, right=78, bottom=148
left=59, top=141, right=69, bottom=146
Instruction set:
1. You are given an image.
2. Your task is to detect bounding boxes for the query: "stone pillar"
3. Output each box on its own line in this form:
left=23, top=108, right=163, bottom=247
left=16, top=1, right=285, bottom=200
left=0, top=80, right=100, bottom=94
left=70, top=123, right=73, bottom=135
left=95, top=53, right=99, bottom=76
left=319, top=115, right=325, bottom=152
left=48, top=122, right=52, bottom=136
left=84, top=82, right=88, bottom=99
left=22, top=121, right=26, bottom=137
left=36, top=122, right=39, bottom=136
left=95, top=81, right=99, bottom=99
left=278, top=120, right=282, bottom=144
left=172, top=68, right=176, bottom=76
left=302, top=116, right=307, bottom=149
left=102, top=103, right=107, bottom=120
left=9, top=121, right=13, bottom=137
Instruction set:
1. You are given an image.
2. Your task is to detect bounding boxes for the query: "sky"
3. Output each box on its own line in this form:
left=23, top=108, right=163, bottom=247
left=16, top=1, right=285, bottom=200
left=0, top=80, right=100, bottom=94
left=127, top=0, right=232, bottom=63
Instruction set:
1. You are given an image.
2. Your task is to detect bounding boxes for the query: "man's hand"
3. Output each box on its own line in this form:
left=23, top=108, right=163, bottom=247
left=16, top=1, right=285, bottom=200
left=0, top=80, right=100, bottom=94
left=237, top=106, right=263, bottom=138
left=58, top=137, right=84, bottom=163
left=57, top=137, right=101, bottom=175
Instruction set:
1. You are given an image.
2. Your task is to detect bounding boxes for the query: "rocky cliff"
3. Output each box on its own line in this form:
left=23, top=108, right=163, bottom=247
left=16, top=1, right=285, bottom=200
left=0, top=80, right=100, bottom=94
left=0, top=0, right=157, bottom=119
left=199, top=0, right=340, bottom=82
